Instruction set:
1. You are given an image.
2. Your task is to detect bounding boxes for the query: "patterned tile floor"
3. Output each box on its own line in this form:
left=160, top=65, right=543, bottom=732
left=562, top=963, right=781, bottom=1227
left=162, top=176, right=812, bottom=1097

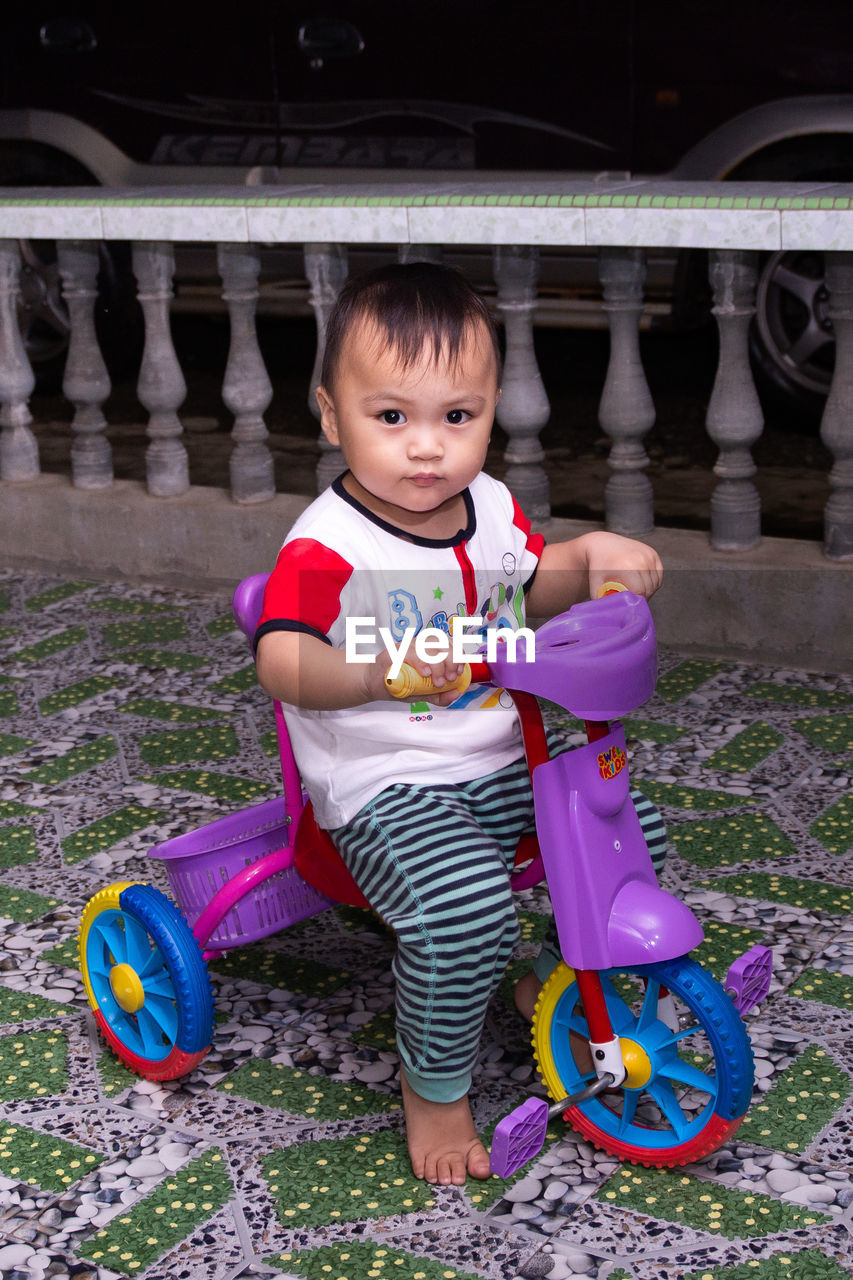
left=0, top=568, right=852, bottom=1280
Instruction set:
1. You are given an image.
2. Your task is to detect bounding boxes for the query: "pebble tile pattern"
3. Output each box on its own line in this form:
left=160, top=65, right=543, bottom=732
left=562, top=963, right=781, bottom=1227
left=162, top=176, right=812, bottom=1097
left=0, top=570, right=852, bottom=1280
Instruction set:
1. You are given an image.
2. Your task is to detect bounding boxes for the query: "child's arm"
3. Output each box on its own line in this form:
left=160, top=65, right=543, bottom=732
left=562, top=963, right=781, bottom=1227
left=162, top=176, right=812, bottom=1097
left=256, top=631, right=464, bottom=711
left=524, top=531, right=663, bottom=618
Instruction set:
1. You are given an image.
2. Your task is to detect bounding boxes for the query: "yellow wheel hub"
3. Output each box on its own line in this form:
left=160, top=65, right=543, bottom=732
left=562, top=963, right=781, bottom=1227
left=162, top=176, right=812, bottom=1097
left=109, top=963, right=145, bottom=1014
left=619, top=1037, right=652, bottom=1089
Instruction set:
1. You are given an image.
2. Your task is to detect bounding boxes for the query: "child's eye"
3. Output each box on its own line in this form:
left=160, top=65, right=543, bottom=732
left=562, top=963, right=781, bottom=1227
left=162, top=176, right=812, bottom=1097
left=378, top=410, right=406, bottom=425
left=446, top=409, right=471, bottom=425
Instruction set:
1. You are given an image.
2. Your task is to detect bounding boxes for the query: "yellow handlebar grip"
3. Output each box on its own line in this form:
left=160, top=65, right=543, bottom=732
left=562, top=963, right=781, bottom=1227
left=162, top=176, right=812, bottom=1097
left=597, top=580, right=628, bottom=598
left=386, top=663, right=472, bottom=700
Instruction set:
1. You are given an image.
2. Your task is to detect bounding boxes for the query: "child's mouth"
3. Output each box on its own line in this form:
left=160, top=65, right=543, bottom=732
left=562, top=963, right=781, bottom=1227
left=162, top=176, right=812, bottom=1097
left=410, top=474, right=440, bottom=486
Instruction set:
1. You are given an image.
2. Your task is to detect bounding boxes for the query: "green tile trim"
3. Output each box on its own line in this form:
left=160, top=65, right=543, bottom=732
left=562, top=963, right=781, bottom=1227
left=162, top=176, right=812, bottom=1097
left=24, top=734, right=118, bottom=784
left=209, top=945, right=350, bottom=998
left=218, top=1061, right=401, bottom=1120
left=739, top=1043, right=851, bottom=1151
left=0, top=1120, right=102, bottom=1191
left=206, top=614, right=240, bottom=639
left=0, top=985, right=71, bottom=1025
left=137, top=723, right=240, bottom=766
left=11, top=625, right=88, bottom=663
left=0, top=1028, right=68, bottom=1101
left=0, top=883, right=62, bottom=921
left=38, top=674, right=122, bottom=714
left=24, top=581, right=95, bottom=610
left=0, top=190, right=848, bottom=212
left=634, top=778, right=754, bottom=811
left=0, top=688, right=20, bottom=717
left=597, top=1162, right=828, bottom=1236
left=0, top=823, right=39, bottom=868
left=118, top=648, right=206, bottom=671
left=656, top=660, right=727, bottom=702
left=698, top=871, right=852, bottom=914
left=260, top=728, right=279, bottom=756
left=0, top=625, right=18, bottom=641
left=261, top=1130, right=435, bottom=1228
left=790, top=967, right=853, bottom=1010
left=747, top=680, right=852, bottom=707
left=80, top=1148, right=232, bottom=1275
left=210, top=663, right=257, bottom=693
left=61, top=804, right=168, bottom=865
left=682, top=1251, right=852, bottom=1280
left=810, top=792, right=853, bottom=854
left=670, top=811, right=798, bottom=868
left=0, top=591, right=9, bottom=611
left=707, top=722, right=784, bottom=773
left=119, top=696, right=228, bottom=723
left=793, top=711, right=853, bottom=754
left=102, top=616, right=188, bottom=648
left=142, top=769, right=273, bottom=803
left=269, top=1241, right=484, bottom=1280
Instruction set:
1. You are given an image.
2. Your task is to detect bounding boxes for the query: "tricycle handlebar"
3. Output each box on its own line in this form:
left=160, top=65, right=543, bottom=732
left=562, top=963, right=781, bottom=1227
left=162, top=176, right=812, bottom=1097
left=388, top=591, right=657, bottom=720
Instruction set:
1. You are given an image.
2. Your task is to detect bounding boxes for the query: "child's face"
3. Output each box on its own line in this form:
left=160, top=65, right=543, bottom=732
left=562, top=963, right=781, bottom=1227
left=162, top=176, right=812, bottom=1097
left=316, top=319, right=499, bottom=522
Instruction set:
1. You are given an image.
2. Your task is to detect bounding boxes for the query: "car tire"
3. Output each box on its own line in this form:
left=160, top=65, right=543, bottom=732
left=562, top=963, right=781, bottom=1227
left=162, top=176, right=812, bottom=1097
left=748, top=248, right=833, bottom=427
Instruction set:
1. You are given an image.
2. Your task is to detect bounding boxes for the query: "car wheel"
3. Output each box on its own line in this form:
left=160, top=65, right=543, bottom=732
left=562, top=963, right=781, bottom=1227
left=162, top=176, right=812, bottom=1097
left=15, top=236, right=141, bottom=391
left=17, top=239, right=71, bottom=374
left=750, top=248, right=834, bottom=423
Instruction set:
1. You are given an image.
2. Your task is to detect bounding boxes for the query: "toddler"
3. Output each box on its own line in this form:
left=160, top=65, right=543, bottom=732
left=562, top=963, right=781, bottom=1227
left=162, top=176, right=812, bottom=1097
left=255, top=262, right=663, bottom=1186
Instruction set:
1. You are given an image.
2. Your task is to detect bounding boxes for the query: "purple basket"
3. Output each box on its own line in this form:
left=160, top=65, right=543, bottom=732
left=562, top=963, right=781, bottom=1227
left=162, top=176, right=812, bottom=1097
left=148, top=796, right=334, bottom=950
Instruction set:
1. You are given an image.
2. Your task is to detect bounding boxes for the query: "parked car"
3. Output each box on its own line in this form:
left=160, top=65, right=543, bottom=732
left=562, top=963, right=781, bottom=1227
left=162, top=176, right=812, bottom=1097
left=3, top=0, right=853, bottom=412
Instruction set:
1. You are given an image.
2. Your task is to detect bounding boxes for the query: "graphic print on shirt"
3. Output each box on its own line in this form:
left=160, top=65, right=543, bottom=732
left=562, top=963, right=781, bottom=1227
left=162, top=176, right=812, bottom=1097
left=385, top=561, right=525, bottom=719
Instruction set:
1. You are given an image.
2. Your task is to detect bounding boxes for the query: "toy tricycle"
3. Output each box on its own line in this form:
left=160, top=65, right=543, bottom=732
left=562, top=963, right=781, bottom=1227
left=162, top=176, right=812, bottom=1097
left=79, top=579, right=771, bottom=1173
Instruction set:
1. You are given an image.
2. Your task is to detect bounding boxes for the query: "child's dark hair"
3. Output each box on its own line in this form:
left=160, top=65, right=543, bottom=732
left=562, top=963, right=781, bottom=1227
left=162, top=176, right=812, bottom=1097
left=320, top=261, right=502, bottom=391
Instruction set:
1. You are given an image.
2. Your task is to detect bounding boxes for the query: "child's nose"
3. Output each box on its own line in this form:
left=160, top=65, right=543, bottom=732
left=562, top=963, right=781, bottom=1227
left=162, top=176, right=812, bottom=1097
left=407, top=424, right=444, bottom=459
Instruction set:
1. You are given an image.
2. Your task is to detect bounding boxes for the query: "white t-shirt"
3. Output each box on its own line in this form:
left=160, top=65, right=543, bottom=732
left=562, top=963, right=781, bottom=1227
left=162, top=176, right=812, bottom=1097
left=256, top=471, right=544, bottom=829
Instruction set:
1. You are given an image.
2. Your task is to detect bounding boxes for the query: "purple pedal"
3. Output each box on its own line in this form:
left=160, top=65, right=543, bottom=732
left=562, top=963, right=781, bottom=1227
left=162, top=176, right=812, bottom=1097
left=490, top=1096, right=550, bottom=1179
left=725, top=944, right=773, bottom=1015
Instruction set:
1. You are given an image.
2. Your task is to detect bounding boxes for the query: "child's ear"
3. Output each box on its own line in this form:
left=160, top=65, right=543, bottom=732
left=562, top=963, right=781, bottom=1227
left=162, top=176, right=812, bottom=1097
left=315, top=385, right=339, bottom=446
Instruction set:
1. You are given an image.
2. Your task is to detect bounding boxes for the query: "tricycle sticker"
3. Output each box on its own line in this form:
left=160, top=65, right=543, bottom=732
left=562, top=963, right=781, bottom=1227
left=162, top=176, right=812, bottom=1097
left=598, top=744, right=626, bottom=779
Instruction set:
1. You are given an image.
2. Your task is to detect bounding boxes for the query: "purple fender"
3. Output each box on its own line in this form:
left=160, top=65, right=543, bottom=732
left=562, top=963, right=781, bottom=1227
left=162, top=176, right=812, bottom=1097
left=607, top=879, right=703, bottom=967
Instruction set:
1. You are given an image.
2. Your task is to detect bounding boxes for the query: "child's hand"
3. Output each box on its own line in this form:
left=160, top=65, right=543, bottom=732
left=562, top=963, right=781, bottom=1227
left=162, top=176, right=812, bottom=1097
left=412, top=654, right=468, bottom=706
left=585, top=533, right=663, bottom=601
left=363, top=651, right=467, bottom=706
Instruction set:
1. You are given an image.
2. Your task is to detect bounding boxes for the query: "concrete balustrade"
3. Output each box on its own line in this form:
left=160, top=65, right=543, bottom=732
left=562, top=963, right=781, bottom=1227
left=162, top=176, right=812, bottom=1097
left=0, top=181, right=852, bottom=666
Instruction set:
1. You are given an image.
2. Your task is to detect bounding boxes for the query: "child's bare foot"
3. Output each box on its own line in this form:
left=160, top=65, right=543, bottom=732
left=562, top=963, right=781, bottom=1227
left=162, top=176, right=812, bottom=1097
left=400, top=1070, right=491, bottom=1185
left=514, top=968, right=594, bottom=1074
left=513, top=969, right=542, bottom=1021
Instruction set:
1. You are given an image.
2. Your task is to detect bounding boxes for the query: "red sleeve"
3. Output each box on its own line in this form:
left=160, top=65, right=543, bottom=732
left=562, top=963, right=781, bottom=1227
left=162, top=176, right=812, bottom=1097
left=254, top=538, right=354, bottom=649
left=511, top=495, right=546, bottom=559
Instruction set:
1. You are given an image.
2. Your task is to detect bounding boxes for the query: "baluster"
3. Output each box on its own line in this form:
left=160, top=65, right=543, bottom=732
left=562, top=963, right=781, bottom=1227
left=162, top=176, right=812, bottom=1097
left=132, top=241, right=188, bottom=496
left=398, top=244, right=443, bottom=265
left=821, top=252, right=853, bottom=559
left=304, top=243, right=348, bottom=491
left=0, top=239, right=39, bottom=481
left=493, top=245, right=550, bottom=520
left=218, top=243, right=275, bottom=503
left=706, top=250, right=764, bottom=551
left=598, top=248, right=655, bottom=535
left=57, top=240, right=113, bottom=488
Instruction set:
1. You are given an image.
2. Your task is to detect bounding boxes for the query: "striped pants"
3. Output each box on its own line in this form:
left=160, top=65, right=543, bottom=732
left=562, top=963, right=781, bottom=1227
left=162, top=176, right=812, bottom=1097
left=331, top=753, right=667, bottom=1103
